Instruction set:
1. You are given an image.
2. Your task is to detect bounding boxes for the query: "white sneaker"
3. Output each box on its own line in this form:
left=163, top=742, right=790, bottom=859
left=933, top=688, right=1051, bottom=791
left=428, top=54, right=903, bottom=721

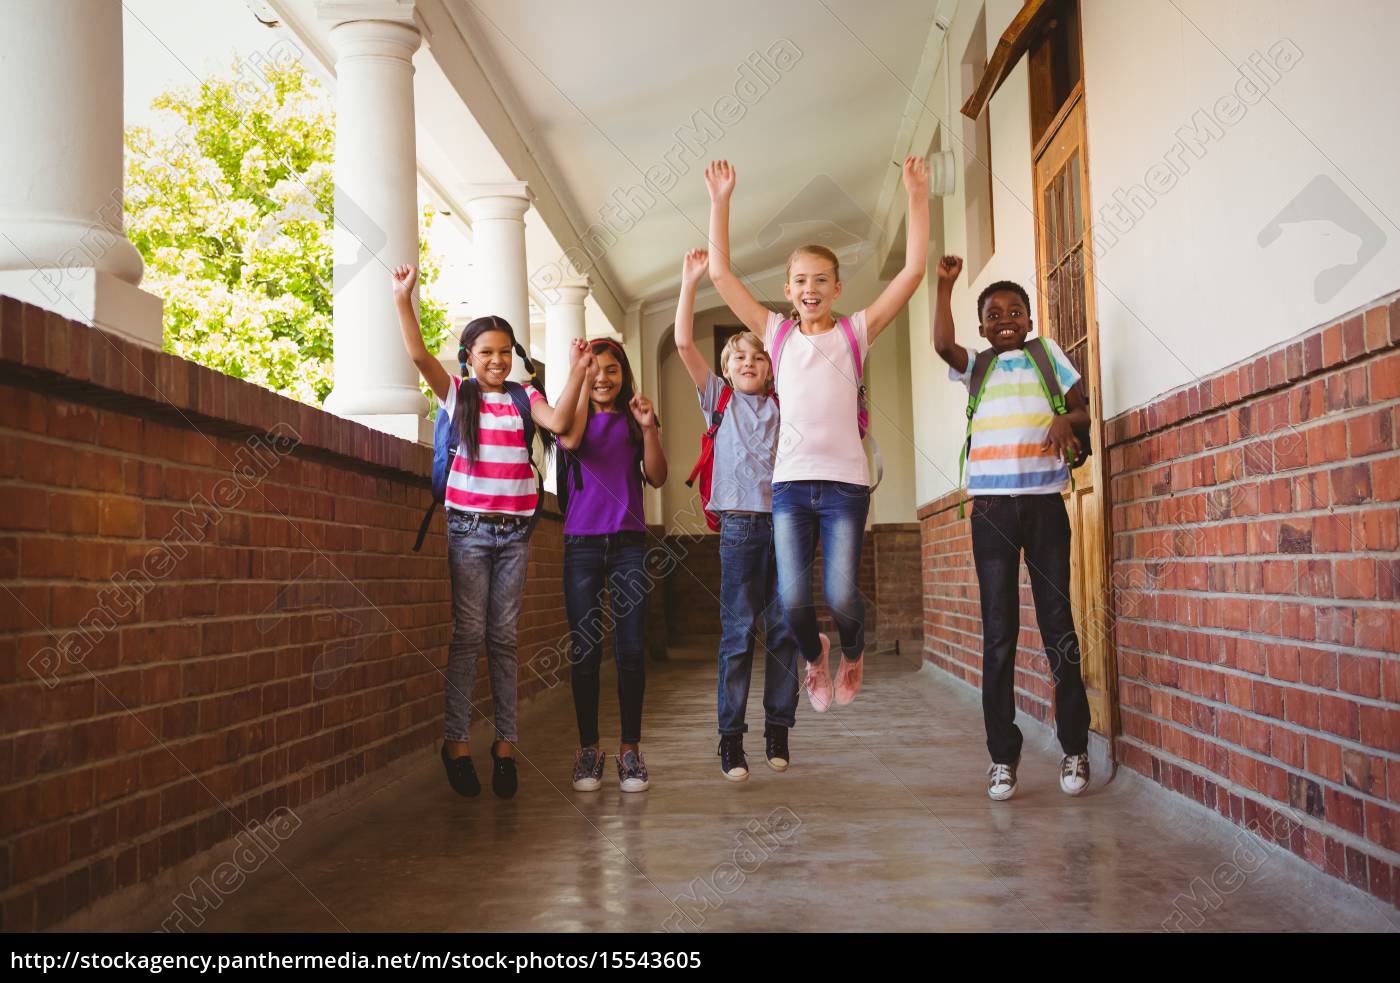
left=1059, top=753, right=1090, bottom=796
left=987, top=762, right=1017, bottom=801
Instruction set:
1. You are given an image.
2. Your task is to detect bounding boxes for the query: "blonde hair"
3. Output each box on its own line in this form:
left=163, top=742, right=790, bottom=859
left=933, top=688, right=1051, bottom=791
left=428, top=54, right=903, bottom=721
left=785, top=244, right=841, bottom=322
left=719, top=331, right=769, bottom=385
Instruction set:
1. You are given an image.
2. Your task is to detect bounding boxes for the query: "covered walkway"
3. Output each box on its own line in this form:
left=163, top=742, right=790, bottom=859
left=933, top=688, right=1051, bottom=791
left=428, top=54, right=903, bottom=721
left=133, top=646, right=1395, bottom=934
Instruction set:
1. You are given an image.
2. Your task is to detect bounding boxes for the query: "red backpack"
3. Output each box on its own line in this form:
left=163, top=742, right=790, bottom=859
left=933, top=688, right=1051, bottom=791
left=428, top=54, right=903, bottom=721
left=685, top=386, right=779, bottom=531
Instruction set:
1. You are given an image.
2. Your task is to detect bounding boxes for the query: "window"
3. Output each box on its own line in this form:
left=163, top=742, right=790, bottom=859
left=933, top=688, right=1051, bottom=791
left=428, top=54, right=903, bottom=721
left=1028, top=0, right=1083, bottom=149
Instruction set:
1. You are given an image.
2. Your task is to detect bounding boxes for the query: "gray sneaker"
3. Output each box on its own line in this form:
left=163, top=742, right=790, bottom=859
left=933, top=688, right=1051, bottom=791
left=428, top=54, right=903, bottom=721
left=1060, top=753, right=1090, bottom=796
left=617, top=749, right=651, bottom=792
left=987, top=761, right=1017, bottom=801
left=572, top=747, right=605, bottom=792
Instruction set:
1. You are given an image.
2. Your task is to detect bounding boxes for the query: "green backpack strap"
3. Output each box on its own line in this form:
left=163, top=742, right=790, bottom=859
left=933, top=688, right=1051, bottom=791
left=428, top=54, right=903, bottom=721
left=1024, top=336, right=1081, bottom=491
left=1025, top=337, right=1067, bottom=413
left=959, top=348, right=999, bottom=517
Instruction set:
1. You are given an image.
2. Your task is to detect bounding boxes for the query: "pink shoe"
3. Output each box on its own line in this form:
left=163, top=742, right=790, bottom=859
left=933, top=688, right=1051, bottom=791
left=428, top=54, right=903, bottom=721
left=804, top=634, right=834, bottom=713
left=835, top=654, right=864, bottom=705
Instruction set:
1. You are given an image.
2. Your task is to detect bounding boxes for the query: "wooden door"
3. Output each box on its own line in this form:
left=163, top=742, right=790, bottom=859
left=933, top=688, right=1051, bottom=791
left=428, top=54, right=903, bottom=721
left=1032, top=86, right=1116, bottom=736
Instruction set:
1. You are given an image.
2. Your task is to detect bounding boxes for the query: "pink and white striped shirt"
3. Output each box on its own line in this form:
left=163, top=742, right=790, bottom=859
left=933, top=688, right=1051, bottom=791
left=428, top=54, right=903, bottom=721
left=439, top=376, right=545, bottom=516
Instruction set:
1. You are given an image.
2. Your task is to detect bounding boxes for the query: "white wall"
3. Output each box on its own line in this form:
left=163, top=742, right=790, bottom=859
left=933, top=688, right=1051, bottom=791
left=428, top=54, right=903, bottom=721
left=908, top=0, right=1400, bottom=507
left=909, top=0, right=1040, bottom=507
left=1081, top=0, right=1400, bottom=419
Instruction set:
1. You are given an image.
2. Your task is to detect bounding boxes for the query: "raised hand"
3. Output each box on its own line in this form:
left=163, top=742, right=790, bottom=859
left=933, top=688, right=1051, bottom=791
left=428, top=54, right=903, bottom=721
left=682, top=248, right=709, bottom=287
left=568, top=337, right=589, bottom=366
left=937, top=255, right=964, bottom=285
left=704, top=160, right=736, bottom=202
left=902, top=154, right=929, bottom=199
left=390, top=264, right=419, bottom=300
left=629, top=394, right=658, bottom=429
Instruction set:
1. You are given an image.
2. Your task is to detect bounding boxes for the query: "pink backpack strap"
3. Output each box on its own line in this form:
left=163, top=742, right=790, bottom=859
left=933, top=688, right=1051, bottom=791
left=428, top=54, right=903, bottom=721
left=836, top=315, right=863, bottom=382
left=770, top=318, right=797, bottom=382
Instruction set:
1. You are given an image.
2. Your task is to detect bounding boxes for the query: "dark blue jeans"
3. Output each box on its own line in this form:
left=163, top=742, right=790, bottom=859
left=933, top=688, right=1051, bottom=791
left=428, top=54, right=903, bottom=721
left=970, top=494, right=1090, bottom=763
left=564, top=531, right=649, bottom=746
left=772, top=480, right=870, bottom=664
left=716, top=512, right=800, bottom=735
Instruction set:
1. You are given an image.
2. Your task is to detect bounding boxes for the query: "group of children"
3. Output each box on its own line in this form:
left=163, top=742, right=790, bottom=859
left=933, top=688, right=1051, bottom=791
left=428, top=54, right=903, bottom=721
left=392, top=153, right=1092, bottom=804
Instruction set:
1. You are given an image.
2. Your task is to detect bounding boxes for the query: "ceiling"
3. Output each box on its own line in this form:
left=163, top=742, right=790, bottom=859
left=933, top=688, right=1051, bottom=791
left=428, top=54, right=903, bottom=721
left=447, top=0, right=949, bottom=304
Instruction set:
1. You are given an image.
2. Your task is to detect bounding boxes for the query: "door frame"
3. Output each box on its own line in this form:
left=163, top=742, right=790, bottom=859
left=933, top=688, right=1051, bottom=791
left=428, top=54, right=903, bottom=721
left=1029, top=81, right=1120, bottom=740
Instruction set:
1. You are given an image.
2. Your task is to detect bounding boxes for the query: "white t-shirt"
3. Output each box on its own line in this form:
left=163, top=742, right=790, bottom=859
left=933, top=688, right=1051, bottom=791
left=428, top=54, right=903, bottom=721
left=764, top=310, right=870, bottom=486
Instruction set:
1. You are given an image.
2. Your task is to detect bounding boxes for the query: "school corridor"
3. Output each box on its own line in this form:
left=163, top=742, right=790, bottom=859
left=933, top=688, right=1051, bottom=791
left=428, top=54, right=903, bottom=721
left=2, top=0, right=1398, bottom=934
left=74, top=644, right=1387, bottom=934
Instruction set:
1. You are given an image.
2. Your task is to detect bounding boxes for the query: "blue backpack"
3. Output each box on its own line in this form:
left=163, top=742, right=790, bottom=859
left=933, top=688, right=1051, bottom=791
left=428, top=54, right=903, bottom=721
left=413, top=379, right=546, bottom=551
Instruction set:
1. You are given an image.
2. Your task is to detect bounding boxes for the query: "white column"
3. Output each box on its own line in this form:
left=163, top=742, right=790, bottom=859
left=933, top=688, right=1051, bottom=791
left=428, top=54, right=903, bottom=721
left=464, top=183, right=532, bottom=381
left=544, top=279, right=589, bottom=402
left=321, top=14, right=428, bottom=442
left=0, top=0, right=161, bottom=348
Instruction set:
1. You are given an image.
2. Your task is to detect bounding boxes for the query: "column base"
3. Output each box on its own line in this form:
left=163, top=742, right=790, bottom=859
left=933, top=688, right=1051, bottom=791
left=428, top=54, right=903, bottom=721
left=345, top=412, right=433, bottom=445
left=0, top=268, right=163, bottom=349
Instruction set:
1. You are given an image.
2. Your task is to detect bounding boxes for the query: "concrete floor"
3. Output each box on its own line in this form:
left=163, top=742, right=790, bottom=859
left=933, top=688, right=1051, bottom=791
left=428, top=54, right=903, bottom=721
left=156, top=645, right=1397, bottom=933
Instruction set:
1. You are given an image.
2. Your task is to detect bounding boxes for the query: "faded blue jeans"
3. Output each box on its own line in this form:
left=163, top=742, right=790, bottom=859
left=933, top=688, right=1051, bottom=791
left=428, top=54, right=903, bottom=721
left=772, top=480, right=870, bottom=664
left=716, top=512, right=800, bottom=735
left=444, top=511, right=531, bottom=744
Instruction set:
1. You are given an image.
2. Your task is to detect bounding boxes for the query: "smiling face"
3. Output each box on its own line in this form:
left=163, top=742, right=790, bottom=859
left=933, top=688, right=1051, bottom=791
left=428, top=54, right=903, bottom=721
left=589, top=350, right=624, bottom=409
left=979, top=289, right=1032, bottom=352
left=467, top=329, right=514, bottom=388
left=724, top=338, right=771, bottom=395
left=783, top=249, right=842, bottom=324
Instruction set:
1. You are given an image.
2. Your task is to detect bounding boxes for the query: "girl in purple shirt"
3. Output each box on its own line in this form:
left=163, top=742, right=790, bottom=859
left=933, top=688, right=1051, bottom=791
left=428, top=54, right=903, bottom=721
left=558, top=340, right=668, bottom=792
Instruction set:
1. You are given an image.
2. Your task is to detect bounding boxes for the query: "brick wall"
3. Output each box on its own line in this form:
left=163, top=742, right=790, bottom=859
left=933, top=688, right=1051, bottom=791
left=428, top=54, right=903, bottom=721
left=0, top=299, right=576, bottom=929
left=919, top=288, right=1400, bottom=908
left=1108, top=291, right=1400, bottom=908
left=919, top=491, right=1059, bottom=725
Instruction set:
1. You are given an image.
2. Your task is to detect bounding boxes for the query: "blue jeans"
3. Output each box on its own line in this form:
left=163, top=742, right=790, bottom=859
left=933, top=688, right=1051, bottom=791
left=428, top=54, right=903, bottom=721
left=564, top=531, right=649, bottom=746
left=444, top=511, right=531, bottom=743
left=772, top=480, right=870, bottom=664
left=716, top=512, right=800, bottom=735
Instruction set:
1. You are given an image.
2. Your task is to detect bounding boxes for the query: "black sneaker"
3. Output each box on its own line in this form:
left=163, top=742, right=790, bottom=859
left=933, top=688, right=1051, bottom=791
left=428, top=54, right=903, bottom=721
left=571, top=747, right=605, bottom=792
left=441, top=742, right=480, bottom=798
left=764, top=725, right=790, bottom=772
left=491, top=743, right=518, bottom=799
left=718, top=734, right=749, bottom=782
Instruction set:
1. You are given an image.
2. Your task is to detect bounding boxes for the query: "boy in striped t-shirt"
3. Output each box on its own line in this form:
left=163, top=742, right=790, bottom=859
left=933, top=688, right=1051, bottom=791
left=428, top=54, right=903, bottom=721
left=932, top=255, right=1092, bottom=803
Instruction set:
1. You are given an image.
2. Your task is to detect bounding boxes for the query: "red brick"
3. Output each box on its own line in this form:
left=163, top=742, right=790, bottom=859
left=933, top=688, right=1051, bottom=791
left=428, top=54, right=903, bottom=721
left=1363, top=304, right=1390, bottom=353
left=1341, top=315, right=1366, bottom=360
left=1319, top=695, right=1361, bottom=740
left=1371, top=350, right=1400, bottom=400
left=1359, top=705, right=1400, bottom=753
left=1347, top=408, right=1394, bottom=456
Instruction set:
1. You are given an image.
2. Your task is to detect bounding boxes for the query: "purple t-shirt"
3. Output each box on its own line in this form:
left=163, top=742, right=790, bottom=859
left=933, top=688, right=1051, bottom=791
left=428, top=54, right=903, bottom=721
left=563, top=410, right=647, bottom=535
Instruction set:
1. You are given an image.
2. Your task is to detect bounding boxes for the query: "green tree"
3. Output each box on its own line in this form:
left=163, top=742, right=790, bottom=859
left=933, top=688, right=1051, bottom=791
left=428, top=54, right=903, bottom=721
left=124, top=58, right=448, bottom=405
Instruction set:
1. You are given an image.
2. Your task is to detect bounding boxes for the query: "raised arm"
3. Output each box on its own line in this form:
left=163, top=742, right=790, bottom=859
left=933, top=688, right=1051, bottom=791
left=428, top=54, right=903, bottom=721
left=931, top=254, right=968, bottom=373
left=674, top=249, right=713, bottom=390
left=559, top=347, right=594, bottom=452
left=704, top=161, right=771, bottom=336
left=392, top=265, right=452, bottom=402
left=531, top=339, right=594, bottom=434
left=630, top=395, right=668, bottom=487
left=864, top=156, right=931, bottom=344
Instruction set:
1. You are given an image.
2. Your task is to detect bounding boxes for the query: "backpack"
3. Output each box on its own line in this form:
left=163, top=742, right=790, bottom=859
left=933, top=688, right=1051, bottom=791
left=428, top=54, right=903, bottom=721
left=770, top=315, right=884, bottom=491
left=684, top=385, right=780, bottom=532
left=413, top=378, right=545, bottom=551
left=958, top=336, right=1091, bottom=517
